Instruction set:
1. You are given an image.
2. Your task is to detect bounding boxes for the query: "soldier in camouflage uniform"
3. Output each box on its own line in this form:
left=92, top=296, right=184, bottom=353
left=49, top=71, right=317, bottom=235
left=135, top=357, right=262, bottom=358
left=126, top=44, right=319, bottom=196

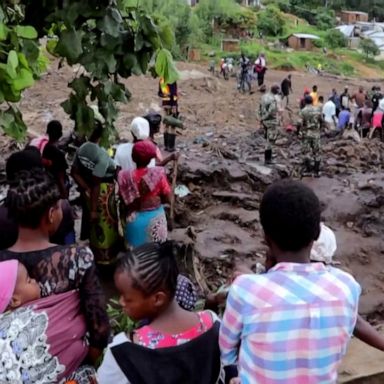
left=259, top=84, right=280, bottom=164
left=299, top=95, right=322, bottom=177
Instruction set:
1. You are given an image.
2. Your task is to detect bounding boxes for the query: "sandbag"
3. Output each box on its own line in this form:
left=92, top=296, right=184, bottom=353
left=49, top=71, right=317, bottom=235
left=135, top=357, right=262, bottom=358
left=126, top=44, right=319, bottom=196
left=163, top=115, right=184, bottom=129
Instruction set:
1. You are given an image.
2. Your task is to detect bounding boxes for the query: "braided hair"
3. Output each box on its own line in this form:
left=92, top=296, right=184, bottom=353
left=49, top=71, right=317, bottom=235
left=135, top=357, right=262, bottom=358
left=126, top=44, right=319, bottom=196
left=116, top=241, right=179, bottom=298
left=6, top=169, right=61, bottom=229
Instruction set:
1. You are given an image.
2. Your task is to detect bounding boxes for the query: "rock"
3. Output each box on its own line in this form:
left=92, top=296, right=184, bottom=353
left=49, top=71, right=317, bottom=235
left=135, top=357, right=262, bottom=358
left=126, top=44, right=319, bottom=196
left=246, top=162, right=273, bottom=176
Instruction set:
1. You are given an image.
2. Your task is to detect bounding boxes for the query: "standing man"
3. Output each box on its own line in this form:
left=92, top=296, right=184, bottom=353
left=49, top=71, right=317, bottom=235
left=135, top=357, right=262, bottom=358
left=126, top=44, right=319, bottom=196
left=281, top=74, right=292, bottom=107
left=330, top=88, right=341, bottom=117
left=254, top=53, right=267, bottom=89
left=310, top=85, right=319, bottom=106
left=352, top=86, right=367, bottom=109
left=239, top=53, right=252, bottom=94
left=299, top=95, right=322, bottom=177
left=322, top=97, right=337, bottom=132
left=340, top=86, right=351, bottom=110
left=259, top=84, right=280, bottom=165
left=158, top=77, right=179, bottom=151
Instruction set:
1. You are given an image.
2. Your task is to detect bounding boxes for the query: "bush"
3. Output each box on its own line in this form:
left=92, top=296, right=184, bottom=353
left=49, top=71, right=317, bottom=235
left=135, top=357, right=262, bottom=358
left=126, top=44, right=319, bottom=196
left=315, top=10, right=336, bottom=30
left=324, top=29, right=347, bottom=49
left=360, top=39, right=380, bottom=58
left=256, top=5, right=285, bottom=37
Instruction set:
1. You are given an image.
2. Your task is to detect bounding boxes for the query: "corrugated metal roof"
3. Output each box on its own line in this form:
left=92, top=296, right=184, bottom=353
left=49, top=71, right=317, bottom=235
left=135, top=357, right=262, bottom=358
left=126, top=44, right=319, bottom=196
left=335, top=25, right=355, bottom=37
left=291, top=33, right=320, bottom=40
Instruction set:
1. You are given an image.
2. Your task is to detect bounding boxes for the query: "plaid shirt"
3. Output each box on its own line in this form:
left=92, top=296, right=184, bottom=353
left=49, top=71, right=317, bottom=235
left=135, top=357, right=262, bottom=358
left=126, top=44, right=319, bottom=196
left=219, top=262, right=361, bottom=384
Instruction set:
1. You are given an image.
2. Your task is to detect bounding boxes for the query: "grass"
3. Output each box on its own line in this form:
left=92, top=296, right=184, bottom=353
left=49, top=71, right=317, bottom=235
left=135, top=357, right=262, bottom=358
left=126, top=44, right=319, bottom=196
left=193, top=10, right=384, bottom=78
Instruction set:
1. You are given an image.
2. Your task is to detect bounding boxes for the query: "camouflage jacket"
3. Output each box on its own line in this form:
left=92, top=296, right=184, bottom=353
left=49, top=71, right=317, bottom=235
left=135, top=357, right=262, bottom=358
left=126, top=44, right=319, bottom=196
left=259, top=92, right=278, bottom=123
left=299, top=105, right=321, bottom=137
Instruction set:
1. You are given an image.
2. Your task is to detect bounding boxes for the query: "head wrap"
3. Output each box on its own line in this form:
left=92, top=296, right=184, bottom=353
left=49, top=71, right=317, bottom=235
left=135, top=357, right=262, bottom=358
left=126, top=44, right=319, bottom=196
left=0, top=260, right=18, bottom=313
left=131, top=117, right=150, bottom=141
left=175, top=275, right=197, bottom=311
left=310, top=223, right=337, bottom=265
left=132, top=140, right=157, bottom=166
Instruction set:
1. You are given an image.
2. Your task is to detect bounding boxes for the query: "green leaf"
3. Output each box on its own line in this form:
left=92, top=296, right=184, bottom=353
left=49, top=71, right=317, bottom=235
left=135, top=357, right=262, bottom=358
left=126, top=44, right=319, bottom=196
left=6, top=50, right=18, bottom=79
left=97, top=10, right=121, bottom=38
left=69, top=76, right=91, bottom=98
left=55, top=28, right=83, bottom=63
left=8, top=50, right=18, bottom=70
left=0, top=108, right=27, bottom=141
left=17, top=53, right=29, bottom=69
left=0, top=23, right=8, bottom=41
left=13, top=68, right=35, bottom=91
left=15, top=26, right=38, bottom=40
left=46, top=39, right=59, bottom=56
left=22, top=40, right=40, bottom=62
left=155, top=48, right=179, bottom=84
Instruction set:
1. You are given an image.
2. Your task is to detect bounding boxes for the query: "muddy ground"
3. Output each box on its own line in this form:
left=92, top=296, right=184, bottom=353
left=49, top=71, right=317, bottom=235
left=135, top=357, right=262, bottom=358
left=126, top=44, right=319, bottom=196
left=2, top=59, right=384, bottom=319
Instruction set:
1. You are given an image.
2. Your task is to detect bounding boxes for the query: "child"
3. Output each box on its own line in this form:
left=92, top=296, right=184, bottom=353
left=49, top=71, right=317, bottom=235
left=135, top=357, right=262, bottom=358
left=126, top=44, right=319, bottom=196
left=98, top=241, right=222, bottom=384
left=220, top=180, right=361, bottom=383
left=0, top=260, right=40, bottom=313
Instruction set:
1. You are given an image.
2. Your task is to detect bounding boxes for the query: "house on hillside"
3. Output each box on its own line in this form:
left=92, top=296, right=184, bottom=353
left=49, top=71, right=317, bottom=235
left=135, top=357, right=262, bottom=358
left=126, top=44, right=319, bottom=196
left=335, top=25, right=360, bottom=48
left=287, top=33, right=320, bottom=51
left=340, top=10, right=369, bottom=25
left=240, top=0, right=260, bottom=6
left=185, top=0, right=198, bottom=5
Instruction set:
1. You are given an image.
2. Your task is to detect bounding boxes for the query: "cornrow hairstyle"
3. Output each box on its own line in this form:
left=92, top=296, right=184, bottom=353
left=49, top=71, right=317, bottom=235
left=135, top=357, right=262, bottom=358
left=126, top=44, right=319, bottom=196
left=6, top=169, right=61, bottom=229
left=117, top=241, right=179, bottom=298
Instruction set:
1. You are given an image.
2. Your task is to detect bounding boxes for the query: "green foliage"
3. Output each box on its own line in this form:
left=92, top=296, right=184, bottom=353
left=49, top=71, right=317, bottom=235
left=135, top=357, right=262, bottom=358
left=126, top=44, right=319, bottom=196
left=0, top=1, right=179, bottom=143
left=0, top=2, right=47, bottom=140
left=315, top=10, right=336, bottom=31
left=195, top=0, right=256, bottom=38
left=360, top=38, right=380, bottom=58
left=107, top=298, right=136, bottom=335
left=256, top=5, right=285, bottom=37
left=324, top=29, right=347, bottom=49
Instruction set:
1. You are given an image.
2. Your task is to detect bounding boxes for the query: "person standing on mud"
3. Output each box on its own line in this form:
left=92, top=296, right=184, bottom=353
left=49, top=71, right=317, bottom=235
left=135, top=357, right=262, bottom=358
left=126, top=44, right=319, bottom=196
left=158, top=77, right=179, bottom=151
left=254, top=53, right=267, bottom=89
left=259, top=84, right=280, bottom=165
left=281, top=74, right=292, bottom=107
left=299, top=95, right=322, bottom=177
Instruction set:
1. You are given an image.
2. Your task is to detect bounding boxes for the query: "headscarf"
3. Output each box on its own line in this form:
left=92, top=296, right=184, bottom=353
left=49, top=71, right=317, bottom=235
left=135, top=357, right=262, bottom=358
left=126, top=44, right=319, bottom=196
left=0, top=260, right=18, bottom=313
left=131, top=117, right=150, bottom=141
left=132, top=140, right=157, bottom=166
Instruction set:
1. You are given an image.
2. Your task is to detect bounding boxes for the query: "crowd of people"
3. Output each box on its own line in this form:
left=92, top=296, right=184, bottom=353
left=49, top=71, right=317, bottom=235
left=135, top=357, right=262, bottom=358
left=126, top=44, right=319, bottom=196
left=1, top=62, right=384, bottom=383
left=1, top=155, right=384, bottom=383
left=259, top=78, right=384, bottom=176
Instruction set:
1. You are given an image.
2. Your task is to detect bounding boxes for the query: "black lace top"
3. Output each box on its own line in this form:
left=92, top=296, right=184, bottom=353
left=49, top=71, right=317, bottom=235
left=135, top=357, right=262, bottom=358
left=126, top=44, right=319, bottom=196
left=0, top=245, right=110, bottom=349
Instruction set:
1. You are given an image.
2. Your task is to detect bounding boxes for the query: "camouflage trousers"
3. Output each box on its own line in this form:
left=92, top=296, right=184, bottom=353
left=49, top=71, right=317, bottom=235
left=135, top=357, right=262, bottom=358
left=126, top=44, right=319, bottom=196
left=301, top=134, right=321, bottom=163
left=263, top=122, right=279, bottom=150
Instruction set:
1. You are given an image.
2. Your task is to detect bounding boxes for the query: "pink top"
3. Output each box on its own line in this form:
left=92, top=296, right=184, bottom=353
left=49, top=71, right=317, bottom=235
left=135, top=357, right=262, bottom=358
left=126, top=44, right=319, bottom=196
left=134, top=311, right=214, bottom=349
left=372, top=111, right=383, bottom=128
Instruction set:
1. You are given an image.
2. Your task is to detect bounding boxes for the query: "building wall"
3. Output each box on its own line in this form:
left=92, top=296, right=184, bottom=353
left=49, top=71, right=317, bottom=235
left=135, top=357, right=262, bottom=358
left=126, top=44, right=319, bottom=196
left=288, top=36, right=314, bottom=50
left=221, top=40, right=240, bottom=52
left=341, top=12, right=368, bottom=24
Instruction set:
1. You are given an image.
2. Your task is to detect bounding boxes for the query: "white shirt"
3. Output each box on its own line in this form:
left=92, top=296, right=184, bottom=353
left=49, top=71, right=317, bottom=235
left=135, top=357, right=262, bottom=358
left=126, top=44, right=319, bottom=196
left=114, top=142, right=155, bottom=171
left=322, top=100, right=336, bottom=123
left=114, top=143, right=135, bottom=171
left=97, top=332, right=131, bottom=384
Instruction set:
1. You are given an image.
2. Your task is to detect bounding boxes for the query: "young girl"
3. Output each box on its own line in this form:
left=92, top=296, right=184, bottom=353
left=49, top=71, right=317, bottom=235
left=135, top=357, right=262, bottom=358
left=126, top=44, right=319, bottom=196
left=0, top=260, right=96, bottom=383
left=97, top=241, right=222, bottom=384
